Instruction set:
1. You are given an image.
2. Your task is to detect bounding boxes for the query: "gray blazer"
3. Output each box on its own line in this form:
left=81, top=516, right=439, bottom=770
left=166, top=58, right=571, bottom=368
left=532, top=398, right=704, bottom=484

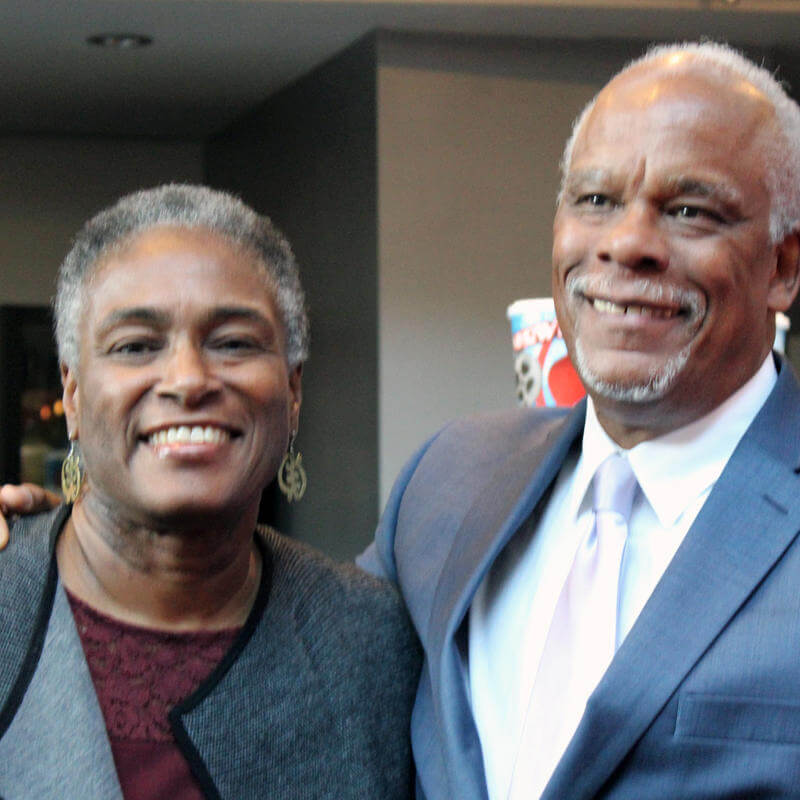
left=0, top=508, right=421, bottom=799
left=361, top=356, right=800, bottom=799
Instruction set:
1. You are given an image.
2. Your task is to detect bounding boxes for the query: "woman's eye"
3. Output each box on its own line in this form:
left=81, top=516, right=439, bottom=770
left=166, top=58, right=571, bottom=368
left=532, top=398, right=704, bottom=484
left=212, top=338, right=260, bottom=353
left=111, top=340, right=159, bottom=355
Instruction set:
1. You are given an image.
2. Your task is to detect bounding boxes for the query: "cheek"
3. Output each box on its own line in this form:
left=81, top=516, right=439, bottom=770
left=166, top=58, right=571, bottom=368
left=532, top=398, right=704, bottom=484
left=552, top=221, right=586, bottom=329
left=249, top=379, right=293, bottom=435
left=75, top=375, right=146, bottom=464
left=679, top=240, right=762, bottom=305
left=552, top=217, right=589, bottom=271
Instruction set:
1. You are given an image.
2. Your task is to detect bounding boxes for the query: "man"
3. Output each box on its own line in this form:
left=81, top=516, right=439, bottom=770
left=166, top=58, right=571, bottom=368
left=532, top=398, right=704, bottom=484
left=359, top=41, right=800, bottom=798
left=3, top=40, right=800, bottom=800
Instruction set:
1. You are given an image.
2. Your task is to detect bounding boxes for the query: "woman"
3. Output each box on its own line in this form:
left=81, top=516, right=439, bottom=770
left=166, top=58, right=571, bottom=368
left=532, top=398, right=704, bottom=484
left=0, top=185, right=420, bottom=799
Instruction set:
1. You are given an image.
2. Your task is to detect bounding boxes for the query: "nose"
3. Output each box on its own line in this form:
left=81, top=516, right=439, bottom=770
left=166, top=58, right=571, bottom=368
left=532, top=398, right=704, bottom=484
left=157, top=339, right=221, bottom=407
left=596, top=202, right=669, bottom=272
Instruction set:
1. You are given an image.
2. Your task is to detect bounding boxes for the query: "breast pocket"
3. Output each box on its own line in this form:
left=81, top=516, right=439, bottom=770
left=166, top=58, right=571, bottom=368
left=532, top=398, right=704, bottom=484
left=676, top=692, right=800, bottom=746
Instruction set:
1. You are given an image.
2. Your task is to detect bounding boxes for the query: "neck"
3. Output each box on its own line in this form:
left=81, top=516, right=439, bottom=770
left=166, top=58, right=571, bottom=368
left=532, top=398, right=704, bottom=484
left=590, top=348, right=775, bottom=449
left=56, top=493, right=262, bottom=632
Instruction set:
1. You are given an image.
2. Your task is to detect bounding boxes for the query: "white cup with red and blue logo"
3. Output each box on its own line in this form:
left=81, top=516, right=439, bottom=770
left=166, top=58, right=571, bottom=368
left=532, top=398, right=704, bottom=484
left=506, top=298, right=585, bottom=408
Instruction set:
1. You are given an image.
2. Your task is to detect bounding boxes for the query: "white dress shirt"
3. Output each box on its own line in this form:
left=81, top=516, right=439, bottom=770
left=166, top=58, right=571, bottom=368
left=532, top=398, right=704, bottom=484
left=469, top=355, right=778, bottom=800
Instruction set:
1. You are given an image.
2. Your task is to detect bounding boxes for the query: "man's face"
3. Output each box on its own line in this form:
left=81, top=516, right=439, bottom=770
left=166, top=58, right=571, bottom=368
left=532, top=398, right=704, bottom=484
left=553, top=62, right=799, bottom=443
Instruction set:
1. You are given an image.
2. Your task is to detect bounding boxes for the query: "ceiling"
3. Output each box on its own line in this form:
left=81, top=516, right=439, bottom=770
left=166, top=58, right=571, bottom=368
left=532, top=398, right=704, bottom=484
left=4, top=0, right=800, bottom=138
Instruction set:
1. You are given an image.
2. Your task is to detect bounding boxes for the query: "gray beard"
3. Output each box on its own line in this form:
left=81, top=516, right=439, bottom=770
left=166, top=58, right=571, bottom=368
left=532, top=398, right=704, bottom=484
left=572, top=338, right=693, bottom=403
left=564, top=273, right=702, bottom=403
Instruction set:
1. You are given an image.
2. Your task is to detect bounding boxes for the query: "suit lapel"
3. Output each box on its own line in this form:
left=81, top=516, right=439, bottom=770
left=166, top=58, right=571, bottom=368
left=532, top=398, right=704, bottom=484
left=431, top=404, right=586, bottom=643
left=428, top=403, right=586, bottom=799
left=546, top=364, right=800, bottom=799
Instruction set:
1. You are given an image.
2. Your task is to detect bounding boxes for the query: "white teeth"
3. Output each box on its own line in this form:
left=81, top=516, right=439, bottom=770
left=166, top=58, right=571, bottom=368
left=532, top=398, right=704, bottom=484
left=593, top=298, right=625, bottom=315
left=592, top=298, right=676, bottom=319
left=147, top=425, right=230, bottom=447
left=204, top=426, right=219, bottom=442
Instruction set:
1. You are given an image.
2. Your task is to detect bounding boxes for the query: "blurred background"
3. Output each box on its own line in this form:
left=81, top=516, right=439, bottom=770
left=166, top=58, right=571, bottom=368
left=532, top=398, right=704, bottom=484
left=1, top=0, right=798, bottom=558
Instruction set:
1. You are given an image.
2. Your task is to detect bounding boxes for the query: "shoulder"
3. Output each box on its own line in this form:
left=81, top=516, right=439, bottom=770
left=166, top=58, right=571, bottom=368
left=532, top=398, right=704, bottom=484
left=0, top=507, right=65, bottom=597
left=258, top=525, right=418, bottom=649
left=3, top=506, right=63, bottom=552
left=401, top=406, right=577, bottom=491
left=426, top=405, right=571, bottom=454
left=363, top=403, right=583, bottom=584
left=0, top=507, right=66, bottom=723
left=190, top=528, right=419, bottom=798
left=390, top=404, right=577, bottom=506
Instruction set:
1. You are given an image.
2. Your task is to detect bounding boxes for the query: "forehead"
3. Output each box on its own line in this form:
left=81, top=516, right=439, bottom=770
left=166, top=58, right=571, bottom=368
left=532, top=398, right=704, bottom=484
left=567, top=63, right=775, bottom=194
left=86, top=226, right=277, bottom=321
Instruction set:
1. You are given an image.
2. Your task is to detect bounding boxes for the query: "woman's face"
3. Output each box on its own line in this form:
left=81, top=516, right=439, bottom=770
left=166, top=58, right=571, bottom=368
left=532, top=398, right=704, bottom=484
left=62, top=225, right=301, bottom=528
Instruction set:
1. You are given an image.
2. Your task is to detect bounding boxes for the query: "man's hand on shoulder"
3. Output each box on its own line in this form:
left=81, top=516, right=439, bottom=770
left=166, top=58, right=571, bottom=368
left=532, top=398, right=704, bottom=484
left=0, top=484, right=61, bottom=550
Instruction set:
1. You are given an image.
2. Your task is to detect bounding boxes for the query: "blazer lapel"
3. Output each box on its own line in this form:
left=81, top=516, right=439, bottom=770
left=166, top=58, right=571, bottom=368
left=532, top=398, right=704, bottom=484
left=0, top=584, right=123, bottom=799
left=428, top=404, right=586, bottom=799
left=546, top=365, right=800, bottom=800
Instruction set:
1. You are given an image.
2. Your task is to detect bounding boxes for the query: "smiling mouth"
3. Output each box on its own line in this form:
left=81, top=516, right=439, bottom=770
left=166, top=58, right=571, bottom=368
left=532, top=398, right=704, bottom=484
left=146, top=425, right=233, bottom=447
left=590, top=297, right=680, bottom=319
left=566, top=274, right=703, bottom=324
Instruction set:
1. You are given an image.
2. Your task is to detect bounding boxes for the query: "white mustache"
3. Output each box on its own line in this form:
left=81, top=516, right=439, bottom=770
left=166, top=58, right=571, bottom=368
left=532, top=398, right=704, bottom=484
left=565, top=274, right=704, bottom=319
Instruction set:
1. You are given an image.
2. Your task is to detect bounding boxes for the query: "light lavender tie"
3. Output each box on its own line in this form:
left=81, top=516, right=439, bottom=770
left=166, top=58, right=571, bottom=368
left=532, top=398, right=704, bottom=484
left=507, top=453, right=637, bottom=800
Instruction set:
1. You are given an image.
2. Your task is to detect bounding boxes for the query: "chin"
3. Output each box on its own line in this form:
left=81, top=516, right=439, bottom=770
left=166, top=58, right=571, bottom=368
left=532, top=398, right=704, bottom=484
left=133, top=491, right=247, bottom=528
left=573, top=341, right=692, bottom=404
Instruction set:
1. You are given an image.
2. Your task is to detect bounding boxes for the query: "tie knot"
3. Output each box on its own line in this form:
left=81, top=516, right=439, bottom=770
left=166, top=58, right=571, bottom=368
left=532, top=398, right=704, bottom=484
left=592, top=453, right=637, bottom=521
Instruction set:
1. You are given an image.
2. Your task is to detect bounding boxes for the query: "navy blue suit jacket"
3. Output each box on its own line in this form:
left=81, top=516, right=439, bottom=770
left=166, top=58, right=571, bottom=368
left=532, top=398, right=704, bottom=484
left=360, top=358, right=800, bottom=799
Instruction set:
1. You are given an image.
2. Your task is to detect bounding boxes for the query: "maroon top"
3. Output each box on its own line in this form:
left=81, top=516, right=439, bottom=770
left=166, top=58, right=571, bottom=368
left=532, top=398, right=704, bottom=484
left=66, top=589, right=239, bottom=800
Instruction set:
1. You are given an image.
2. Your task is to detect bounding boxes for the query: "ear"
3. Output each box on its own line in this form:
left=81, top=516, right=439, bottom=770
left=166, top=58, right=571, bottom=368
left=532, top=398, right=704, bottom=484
left=768, top=231, right=800, bottom=312
left=61, top=363, right=80, bottom=440
left=288, top=364, right=303, bottom=432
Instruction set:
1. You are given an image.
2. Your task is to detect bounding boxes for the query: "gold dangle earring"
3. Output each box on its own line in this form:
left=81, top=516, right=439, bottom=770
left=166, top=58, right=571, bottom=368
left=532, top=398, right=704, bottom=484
left=278, top=432, right=307, bottom=502
left=61, top=439, right=83, bottom=503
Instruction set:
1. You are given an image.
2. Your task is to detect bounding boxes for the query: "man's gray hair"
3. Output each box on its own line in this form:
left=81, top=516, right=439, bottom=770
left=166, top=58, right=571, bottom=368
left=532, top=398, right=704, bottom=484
left=559, top=41, right=800, bottom=243
left=55, top=183, right=309, bottom=368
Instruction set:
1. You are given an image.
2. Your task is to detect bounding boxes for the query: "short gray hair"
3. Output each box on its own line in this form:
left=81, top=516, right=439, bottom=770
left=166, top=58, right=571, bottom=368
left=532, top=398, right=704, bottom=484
left=559, top=41, right=800, bottom=243
left=55, top=183, right=309, bottom=369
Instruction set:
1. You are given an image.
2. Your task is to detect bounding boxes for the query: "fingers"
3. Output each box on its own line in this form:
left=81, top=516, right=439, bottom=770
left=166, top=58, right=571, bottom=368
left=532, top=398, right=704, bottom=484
left=0, top=484, right=62, bottom=551
left=0, top=485, right=30, bottom=551
left=42, top=489, right=63, bottom=509
left=17, top=484, right=61, bottom=513
left=0, top=484, right=37, bottom=514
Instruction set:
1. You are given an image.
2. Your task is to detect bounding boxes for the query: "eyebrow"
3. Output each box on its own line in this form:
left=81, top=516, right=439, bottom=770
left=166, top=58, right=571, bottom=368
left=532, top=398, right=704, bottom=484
left=207, top=307, right=274, bottom=327
left=562, top=169, right=744, bottom=209
left=660, top=176, right=744, bottom=209
left=97, top=307, right=170, bottom=335
left=97, top=305, right=274, bottom=336
left=561, top=168, right=613, bottom=195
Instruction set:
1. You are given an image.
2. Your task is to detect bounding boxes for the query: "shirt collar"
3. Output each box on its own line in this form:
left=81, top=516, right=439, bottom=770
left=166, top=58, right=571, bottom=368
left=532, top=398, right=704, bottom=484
left=571, top=354, right=777, bottom=528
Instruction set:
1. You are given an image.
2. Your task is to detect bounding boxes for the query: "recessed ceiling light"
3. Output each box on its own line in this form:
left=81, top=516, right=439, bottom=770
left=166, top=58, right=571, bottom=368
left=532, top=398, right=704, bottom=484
left=86, top=33, right=153, bottom=49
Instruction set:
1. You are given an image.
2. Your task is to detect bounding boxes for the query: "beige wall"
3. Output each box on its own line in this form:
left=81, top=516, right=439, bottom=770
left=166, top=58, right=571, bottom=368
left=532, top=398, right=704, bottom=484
left=0, top=136, right=204, bottom=306
left=377, top=38, right=615, bottom=505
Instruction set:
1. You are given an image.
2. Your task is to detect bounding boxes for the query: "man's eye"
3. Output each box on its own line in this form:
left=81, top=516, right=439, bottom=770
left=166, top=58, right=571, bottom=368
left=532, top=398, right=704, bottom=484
left=669, top=205, right=723, bottom=223
left=577, top=193, right=611, bottom=208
